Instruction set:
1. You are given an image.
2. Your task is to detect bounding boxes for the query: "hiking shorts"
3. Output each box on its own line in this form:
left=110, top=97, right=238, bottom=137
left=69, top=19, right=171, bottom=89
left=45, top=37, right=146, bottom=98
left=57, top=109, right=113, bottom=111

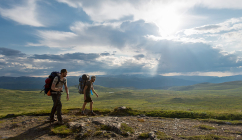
left=85, top=96, right=92, bottom=103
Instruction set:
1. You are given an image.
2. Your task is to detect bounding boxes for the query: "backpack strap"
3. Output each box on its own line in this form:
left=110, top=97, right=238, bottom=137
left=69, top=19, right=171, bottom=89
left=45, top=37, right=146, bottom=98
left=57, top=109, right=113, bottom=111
left=56, top=76, right=60, bottom=86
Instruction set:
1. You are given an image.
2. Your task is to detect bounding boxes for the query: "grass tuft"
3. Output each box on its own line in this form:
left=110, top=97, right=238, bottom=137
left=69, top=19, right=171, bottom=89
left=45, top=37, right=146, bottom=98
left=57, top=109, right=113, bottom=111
left=51, top=125, right=73, bottom=135
left=194, top=125, right=216, bottom=130
left=179, top=134, right=234, bottom=140
left=139, top=132, right=149, bottom=138
left=82, top=129, right=93, bottom=138
left=199, top=119, right=242, bottom=125
left=94, top=131, right=103, bottom=136
left=100, top=124, right=112, bottom=131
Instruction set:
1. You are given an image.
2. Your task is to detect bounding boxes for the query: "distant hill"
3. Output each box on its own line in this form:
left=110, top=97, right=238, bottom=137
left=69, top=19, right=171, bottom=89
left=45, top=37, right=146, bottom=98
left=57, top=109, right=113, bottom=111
left=173, top=75, right=242, bottom=83
left=168, top=81, right=242, bottom=91
left=0, top=74, right=242, bottom=90
left=0, top=75, right=198, bottom=90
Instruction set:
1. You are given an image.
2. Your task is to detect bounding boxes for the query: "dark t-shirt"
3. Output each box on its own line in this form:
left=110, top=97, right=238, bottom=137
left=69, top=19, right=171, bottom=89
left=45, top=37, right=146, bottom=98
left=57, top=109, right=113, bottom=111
left=85, top=81, right=91, bottom=97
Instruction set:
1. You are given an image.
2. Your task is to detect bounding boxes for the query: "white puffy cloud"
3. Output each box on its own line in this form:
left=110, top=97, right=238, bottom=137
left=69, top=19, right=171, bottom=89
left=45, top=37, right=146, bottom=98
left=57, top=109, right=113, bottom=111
left=175, top=17, right=242, bottom=53
left=183, top=18, right=242, bottom=35
left=29, top=20, right=159, bottom=54
left=56, top=0, right=242, bottom=36
left=197, top=0, right=242, bottom=9
left=2, top=0, right=242, bottom=77
left=0, top=0, right=44, bottom=27
left=33, top=30, right=78, bottom=48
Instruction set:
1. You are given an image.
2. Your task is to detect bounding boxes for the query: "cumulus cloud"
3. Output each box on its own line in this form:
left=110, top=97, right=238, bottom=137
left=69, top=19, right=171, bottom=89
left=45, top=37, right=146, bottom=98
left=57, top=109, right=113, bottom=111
left=55, top=0, right=197, bottom=36
left=146, top=40, right=242, bottom=74
left=33, top=30, right=78, bottom=48
left=2, top=37, right=242, bottom=77
left=195, top=25, right=221, bottom=31
left=30, top=53, right=102, bottom=61
left=133, top=54, right=145, bottom=60
left=198, top=0, right=242, bottom=9
left=0, top=47, right=155, bottom=76
left=182, top=17, right=242, bottom=35
left=175, top=17, right=242, bottom=53
left=2, top=0, right=242, bottom=77
left=26, top=14, right=242, bottom=76
left=0, top=0, right=44, bottom=27
left=0, top=47, right=26, bottom=57
left=55, top=0, right=242, bottom=37
left=29, top=20, right=159, bottom=51
left=56, top=0, right=242, bottom=23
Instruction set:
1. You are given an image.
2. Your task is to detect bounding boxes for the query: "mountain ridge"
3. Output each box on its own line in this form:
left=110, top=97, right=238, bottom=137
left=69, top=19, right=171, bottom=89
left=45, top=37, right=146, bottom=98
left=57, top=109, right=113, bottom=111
left=0, top=74, right=241, bottom=90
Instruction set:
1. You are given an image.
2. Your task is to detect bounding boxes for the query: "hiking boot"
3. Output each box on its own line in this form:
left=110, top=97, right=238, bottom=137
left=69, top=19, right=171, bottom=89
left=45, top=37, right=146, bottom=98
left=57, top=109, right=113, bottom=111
left=50, top=119, right=57, bottom=122
left=81, top=112, right=86, bottom=116
left=48, top=117, right=57, bottom=122
left=57, top=121, right=64, bottom=125
left=90, top=112, right=96, bottom=116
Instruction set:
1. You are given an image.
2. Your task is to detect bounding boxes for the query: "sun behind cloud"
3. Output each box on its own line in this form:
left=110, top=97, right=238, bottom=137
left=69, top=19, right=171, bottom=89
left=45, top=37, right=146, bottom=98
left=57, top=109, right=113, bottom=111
left=155, top=11, right=181, bottom=36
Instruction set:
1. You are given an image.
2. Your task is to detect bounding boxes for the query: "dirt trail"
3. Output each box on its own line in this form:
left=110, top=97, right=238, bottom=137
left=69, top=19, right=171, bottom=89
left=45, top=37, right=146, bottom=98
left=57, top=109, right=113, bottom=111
left=0, top=109, right=242, bottom=140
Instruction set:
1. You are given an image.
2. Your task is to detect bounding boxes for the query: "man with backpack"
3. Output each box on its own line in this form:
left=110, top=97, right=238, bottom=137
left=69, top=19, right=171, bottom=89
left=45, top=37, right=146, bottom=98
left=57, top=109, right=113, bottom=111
left=50, top=69, right=69, bottom=125
left=81, top=76, right=98, bottom=116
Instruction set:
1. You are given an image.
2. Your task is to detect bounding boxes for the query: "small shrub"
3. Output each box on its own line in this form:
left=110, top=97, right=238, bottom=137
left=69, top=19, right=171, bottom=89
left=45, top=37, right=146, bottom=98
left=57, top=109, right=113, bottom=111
left=139, top=132, right=149, bottom=138
left=83, top=132, right=91, bottom=138
left=82, top=129, right=92, bottom=138
left=94, top=125, right=101, bottom=130
left=94, top=131, right=103, bottom=136
left=120, top=123, right=134, bottom=135
left=100, top=124, right=112, bottom=131
left=137, top=118, right=145, bottom=122
left=156, top=131, right=173, bottom=140
left=235, top=131, right=242, bottom=135
left=111, top=107, right=135, bottom=116
left=103, top=132, right=111, bottom=138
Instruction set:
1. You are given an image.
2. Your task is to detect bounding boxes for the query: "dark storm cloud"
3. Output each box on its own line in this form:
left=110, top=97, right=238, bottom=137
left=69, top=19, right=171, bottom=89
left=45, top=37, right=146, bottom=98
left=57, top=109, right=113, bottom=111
left=195, top=25, right=221, bottom=30
left=1, top=41, right=242, bottom=77
left=146, top=40, right=242, bottom=73
left=0, top=47, right=147, bottom=76
left=133, top=54, right=145, bottom=60
left=0, top=47, right=26, bottom=57
left=100, top=53, right=111, bottom=56
left=0, top=61, right=7, bottom=66
left=30, top=53, right=101, bottom=61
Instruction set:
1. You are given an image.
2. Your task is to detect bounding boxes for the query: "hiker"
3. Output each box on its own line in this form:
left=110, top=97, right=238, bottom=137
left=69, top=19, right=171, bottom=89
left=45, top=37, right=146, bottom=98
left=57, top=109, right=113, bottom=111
left=81, top=75, right=98, bottom=115
left=50, top=69, right=69, bottom=124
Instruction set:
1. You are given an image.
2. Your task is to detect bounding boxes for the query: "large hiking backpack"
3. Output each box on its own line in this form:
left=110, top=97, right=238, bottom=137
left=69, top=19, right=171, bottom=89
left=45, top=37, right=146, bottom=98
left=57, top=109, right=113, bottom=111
left=78, top=74, right=90, bottom=94
left=40, top=71, right=60, bottom=96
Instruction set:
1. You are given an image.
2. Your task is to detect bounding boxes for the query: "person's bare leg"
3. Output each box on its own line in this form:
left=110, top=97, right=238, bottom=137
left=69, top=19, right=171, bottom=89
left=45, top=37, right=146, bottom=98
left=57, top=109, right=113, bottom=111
left=82, top=102, right=87, bottom=114
left=90, top=101, right=96, bottom=115
left=90, top=101, right=93, bottom=111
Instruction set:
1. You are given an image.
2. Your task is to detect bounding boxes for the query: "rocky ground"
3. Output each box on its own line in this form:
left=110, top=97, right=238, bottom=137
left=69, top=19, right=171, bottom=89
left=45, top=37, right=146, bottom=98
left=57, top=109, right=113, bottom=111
left=1, top=108, right=242, bottom=140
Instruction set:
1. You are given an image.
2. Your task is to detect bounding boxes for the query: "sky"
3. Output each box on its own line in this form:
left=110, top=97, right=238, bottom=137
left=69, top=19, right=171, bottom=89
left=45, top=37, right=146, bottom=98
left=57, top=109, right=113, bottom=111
left=0, top=0, right=242, bottom=77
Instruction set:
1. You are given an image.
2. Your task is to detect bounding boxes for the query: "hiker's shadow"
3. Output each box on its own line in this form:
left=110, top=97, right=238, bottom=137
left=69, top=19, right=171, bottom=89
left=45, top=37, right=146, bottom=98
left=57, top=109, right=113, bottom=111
left=6, top=121, right=57, bottom=140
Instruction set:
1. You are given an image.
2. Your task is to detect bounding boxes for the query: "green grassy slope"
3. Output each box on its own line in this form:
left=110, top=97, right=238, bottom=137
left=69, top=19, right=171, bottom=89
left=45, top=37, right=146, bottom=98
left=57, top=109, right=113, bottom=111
left=1, top=81, right=242, bottom=117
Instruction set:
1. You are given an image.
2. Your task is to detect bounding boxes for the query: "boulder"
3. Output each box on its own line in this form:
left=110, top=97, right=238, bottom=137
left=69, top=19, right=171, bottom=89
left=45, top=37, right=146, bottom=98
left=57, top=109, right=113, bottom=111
left=118, top=106, right=127, bottom=110
left=67, top=122, right=85, bottom=130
